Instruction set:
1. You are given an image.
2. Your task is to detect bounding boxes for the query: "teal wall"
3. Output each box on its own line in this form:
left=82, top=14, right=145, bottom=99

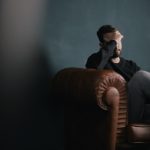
left=46, top=0, right=150, bottom=75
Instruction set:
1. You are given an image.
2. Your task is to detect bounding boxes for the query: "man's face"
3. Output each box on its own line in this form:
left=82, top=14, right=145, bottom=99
left=103, top=30, right=123, bottom=57
left=113, top=40, right=122, bottom=57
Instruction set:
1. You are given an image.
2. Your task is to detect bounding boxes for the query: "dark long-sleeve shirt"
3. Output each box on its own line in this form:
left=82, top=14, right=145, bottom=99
left=85, top=40, right=140, bottom=82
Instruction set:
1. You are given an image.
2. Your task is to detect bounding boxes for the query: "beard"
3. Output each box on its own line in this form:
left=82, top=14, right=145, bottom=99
left=112, top=48, right=121, bottom=58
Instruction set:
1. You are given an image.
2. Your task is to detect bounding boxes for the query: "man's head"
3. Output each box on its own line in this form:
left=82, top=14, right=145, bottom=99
left=97, top=25, right=123, bottom=58
left=97, top=25, right=117, bottom=43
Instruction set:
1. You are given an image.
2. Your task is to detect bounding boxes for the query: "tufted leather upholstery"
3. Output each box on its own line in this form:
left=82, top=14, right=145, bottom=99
left=52, top=68, right=150, bottom=150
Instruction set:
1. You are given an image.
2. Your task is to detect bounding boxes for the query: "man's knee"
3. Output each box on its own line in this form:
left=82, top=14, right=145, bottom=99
left=128, top=70, right=150, bottom=89
left=133, top=70, right=149, bottom=79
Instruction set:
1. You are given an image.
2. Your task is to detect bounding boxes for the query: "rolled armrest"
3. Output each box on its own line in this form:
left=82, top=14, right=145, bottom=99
left=52, top=67, right=127, bottom=110
left=94, top=69, right=127, bottom=110
left=52, top=68, right=128, bottom=150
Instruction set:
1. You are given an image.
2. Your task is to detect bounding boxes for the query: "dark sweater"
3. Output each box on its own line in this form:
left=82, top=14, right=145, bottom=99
left=85, top=40, right=140, bottom=82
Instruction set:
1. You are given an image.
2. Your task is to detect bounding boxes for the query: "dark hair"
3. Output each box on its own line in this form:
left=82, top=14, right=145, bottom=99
left=97, top=25, right=117, bottom=43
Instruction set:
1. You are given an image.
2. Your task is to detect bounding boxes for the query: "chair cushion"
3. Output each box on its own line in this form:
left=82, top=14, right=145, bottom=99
left=127, top=124, right=150, bottom=143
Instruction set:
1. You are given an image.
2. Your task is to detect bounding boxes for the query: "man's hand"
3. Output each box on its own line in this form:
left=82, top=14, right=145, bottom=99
left=103, top=31, right=123, bottom=43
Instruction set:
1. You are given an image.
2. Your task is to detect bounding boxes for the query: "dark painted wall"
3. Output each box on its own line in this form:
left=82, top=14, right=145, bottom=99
left=46, top=0, right=150, bottom=76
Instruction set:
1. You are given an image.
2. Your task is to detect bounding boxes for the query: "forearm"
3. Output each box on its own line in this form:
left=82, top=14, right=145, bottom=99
left=98, top=40, right=116, bottom=69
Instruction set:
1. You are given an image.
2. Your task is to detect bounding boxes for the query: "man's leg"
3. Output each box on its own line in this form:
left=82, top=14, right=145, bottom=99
left=127, top=70, right=150, bottom=123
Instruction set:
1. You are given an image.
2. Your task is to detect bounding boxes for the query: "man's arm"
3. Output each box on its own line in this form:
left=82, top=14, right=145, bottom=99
left=85, top=40, right=116, bottom=69
left=97, top=40, right=116, bottom=69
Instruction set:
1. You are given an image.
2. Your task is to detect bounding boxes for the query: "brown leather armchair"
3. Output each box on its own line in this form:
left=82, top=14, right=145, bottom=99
left=52, top=68, right=150, bottom=150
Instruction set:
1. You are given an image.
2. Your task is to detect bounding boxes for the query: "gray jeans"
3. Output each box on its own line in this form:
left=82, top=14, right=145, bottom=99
left=127, top=70, right=150, bottom=123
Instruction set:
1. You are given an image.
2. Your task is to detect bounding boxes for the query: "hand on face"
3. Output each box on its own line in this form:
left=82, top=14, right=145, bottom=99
left=103, top=30, right=123, bottom=43
left=103, top=30, right=123, bottom=52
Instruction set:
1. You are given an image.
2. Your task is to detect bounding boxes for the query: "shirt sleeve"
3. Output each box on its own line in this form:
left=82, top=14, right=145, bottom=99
left=85, top=53, right=100, bottom=68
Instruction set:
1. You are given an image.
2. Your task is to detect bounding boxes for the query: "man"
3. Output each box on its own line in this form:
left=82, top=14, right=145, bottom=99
left=85, top=25, right=150, bottom=123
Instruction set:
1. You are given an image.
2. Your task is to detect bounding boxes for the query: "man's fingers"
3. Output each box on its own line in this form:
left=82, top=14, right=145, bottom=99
left=103, top=31, right=123, bottom=42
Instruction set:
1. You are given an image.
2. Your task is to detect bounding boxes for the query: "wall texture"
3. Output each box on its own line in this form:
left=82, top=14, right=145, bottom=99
left=46, top=0, right=150, bottom=76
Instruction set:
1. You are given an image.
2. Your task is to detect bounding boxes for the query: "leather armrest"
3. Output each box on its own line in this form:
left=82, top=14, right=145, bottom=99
left=52, top=68, right=128, bottom=150
left=52, top=68, right=127, bottom=110
left=94, top=69, right=127, bottom=110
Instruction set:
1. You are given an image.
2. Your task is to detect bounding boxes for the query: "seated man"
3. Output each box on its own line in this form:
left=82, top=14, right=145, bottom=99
left=85, top=25, right=150, bottom=123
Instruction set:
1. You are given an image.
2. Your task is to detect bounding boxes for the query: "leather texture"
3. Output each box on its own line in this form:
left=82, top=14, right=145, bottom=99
left=128, top=124, right=150, bottom=143
left=52, top=68, right=150, bottom=150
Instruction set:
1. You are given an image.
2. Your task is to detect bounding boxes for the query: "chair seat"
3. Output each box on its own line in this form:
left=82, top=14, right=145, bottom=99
left=128, top=124, right=150, bottom=143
